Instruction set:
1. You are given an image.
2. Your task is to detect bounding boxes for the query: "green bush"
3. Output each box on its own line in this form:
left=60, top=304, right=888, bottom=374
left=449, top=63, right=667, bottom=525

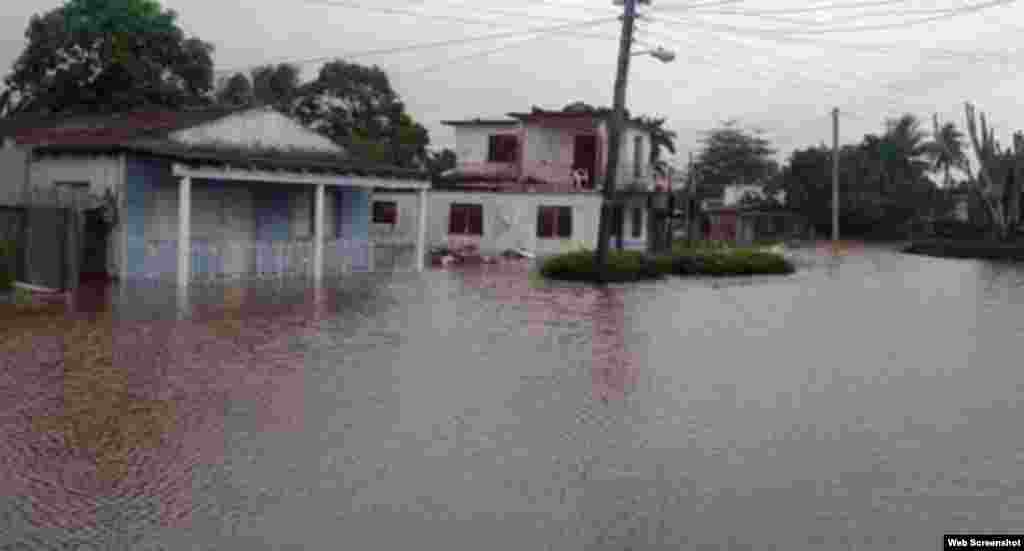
left=540, top=247, right=795, bottom=282
left=671, top=249, right=795, bottom=277
left=0, top=240, right=15, bottom=292
left=539, top=249, right=665, bottom=283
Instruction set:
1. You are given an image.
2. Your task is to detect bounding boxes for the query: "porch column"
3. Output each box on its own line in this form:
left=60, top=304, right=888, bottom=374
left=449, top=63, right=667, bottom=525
left=313, top=183, right=325, bottom=282
left=416, top=188, right=428, bottom=272
left=177, top=176, right=191, bottom=288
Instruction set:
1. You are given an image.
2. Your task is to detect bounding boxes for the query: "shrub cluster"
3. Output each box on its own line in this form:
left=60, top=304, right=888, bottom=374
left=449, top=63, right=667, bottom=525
left=540, top=246, right=795, bottom=283
left=539, top=250, right=664, bottom=283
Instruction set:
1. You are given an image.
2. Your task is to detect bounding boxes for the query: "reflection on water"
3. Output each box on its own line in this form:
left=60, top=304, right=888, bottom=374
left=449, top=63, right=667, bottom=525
left=3, top=246, right=1024, bottom=550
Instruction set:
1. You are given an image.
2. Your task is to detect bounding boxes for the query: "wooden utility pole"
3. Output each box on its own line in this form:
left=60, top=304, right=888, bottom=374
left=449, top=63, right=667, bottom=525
left=832, top=107, right=840, bottom=245
left=594, top=0, right=638, bottom=282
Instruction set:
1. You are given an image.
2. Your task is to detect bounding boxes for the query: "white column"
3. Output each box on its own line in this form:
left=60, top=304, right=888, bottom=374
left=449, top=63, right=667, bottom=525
left=313, top=183, right=325, bottom=282
left=177, top=176, right=191, bottom=289
left=416, top=188, right=429, bottom=272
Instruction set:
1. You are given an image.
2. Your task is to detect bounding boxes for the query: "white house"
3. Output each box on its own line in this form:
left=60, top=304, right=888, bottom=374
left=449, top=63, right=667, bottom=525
left=373, top=106, right=675, bottom=258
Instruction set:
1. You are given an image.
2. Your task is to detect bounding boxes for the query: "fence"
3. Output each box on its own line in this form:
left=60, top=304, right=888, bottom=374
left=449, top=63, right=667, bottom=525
left=125, top=237, right=419, bottom=284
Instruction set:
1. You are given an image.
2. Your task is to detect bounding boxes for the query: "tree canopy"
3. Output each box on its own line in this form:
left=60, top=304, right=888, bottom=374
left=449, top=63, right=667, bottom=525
left=290, top=60, right=430, bottom=168
left=2, top=0, right=214, bottom=116
left=693, top=121, right=778, bottom=196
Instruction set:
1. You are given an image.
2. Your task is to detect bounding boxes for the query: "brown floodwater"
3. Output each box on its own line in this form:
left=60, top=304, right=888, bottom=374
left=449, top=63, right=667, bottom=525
left=2, top=245, right=1024, bottom=550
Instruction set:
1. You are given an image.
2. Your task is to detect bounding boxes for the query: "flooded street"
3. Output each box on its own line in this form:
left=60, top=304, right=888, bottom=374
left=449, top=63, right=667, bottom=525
left=3, top=245, right=1024, bottom=550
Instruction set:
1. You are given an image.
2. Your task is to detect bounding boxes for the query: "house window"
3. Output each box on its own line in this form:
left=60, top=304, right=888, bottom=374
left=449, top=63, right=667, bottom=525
left=372, top=200, right=398, bottom=225
left=633, top=136, right=643, bottom=178
left=487, top=134, right=519, bottom=163
left=449, top=203, right=483, bottom=235
left=632, top=207, right=643, bottom=238
left=537, top=206, right=572, bottom=239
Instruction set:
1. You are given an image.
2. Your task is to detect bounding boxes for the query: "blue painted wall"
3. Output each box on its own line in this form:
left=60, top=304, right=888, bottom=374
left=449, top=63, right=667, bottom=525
left=124, top=156, right=171, bottom=280
left=335, top=187, right=371, bottom=271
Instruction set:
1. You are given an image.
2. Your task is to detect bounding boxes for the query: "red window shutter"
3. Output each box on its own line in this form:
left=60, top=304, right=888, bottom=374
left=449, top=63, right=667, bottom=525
left=469, top=205, right=483, bottom=235
left=449, top=205, right=464, bottom=234
left=537, top=207, right=553, bottom=238
left=557, top=207, right=572, bottom=238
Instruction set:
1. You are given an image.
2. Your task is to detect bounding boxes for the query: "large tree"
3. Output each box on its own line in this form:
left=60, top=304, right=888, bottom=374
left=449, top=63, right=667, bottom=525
left=215, top=73, right=254, bottom=107
left=693, top=120, right=778, bottom=197
left=292, top=60, right=430, bottom=168
left=251, top=64, right=301, bottom=109
left=2, top=0, right=214, bottom=116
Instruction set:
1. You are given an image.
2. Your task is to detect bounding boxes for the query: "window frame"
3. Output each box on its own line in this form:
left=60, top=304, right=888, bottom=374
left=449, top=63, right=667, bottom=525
left=487, top=134, right=519, bottom=163
left=372, top=200, right=399, bottom=225
left=537, top=205, right=572, bottom=239
left=449, top=203, right=483, bottom=236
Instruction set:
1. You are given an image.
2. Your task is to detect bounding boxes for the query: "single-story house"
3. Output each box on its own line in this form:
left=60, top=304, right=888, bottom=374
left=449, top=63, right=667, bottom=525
left=0, top=106, right=429, bottom=289
left=704, top=204, right=809, bottom=245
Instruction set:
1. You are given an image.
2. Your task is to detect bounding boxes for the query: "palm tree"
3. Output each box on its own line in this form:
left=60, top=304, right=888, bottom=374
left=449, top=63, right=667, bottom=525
left=639, top=116, right=678, bottom=177
left=928, top=114, right=968, bottom=189
left=882, top=114, right=931, bottom=193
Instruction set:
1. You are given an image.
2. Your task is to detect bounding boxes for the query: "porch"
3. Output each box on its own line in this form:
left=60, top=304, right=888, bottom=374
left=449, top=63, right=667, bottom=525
left=125, top=162, right=430, bottom=288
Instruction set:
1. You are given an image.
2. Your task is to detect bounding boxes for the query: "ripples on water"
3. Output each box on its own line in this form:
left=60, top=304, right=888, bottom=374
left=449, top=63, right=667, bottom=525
left=3, top=247, right=1024, bottom=550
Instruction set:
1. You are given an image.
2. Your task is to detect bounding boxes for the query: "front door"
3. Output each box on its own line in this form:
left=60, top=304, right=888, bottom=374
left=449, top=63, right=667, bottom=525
left=573, top=135, right=598, bottom=189
left=79, top=208, right=109, bottom=283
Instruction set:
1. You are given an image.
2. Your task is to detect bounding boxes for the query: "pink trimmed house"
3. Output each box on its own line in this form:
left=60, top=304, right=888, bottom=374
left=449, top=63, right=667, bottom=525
left=440, top=107, right=671, bottom=193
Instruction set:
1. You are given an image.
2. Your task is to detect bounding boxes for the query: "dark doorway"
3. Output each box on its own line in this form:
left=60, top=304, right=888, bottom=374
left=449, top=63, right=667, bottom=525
left=80, top=208, right=110, bottom=283
left=573, top=135, right=598, bottom=190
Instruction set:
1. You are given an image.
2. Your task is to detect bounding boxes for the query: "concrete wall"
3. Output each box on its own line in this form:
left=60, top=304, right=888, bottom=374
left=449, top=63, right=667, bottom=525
left=30, top=153, right=127, bottom=278
left=0, top=146, right=28, bottom=206
left=373, top=191, right=650, bottom=256
left=369, top=192, right=421, bottom=245
left=521, top=123, right=582, bottom=185
left=453, top=124, right=521, bottom=164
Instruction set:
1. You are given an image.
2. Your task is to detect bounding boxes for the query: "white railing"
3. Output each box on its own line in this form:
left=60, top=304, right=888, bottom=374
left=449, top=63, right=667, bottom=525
left=126, top=237, right=378, bottom=283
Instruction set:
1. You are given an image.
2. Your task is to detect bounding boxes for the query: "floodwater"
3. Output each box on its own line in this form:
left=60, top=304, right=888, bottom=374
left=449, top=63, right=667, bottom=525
left=2, top=244, right=1024, bottom=550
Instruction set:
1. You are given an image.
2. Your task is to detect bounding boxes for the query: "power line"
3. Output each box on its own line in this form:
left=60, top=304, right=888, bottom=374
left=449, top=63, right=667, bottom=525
left=403, top=17, right=617, bottom=75
left=215, top=15, right=620, bottom=74
left=683, top=0, right=1017, bottom=34
left=678, top=0, right=914, bottom=15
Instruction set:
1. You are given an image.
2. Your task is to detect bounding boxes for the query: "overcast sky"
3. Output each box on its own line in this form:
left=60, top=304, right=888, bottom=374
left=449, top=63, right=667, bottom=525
left=2, top=0, right=1023, bottom=168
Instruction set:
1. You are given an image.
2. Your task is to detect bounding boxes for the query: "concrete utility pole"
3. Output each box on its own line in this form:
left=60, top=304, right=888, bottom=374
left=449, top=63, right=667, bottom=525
left=832, top=107, right=840, bottom=246
left=594, top=0, right=639, bottom=282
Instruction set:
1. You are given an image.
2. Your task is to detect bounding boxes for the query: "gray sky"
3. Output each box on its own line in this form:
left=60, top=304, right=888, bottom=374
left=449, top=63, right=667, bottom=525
left=2, top=0, right=1023, bottom=169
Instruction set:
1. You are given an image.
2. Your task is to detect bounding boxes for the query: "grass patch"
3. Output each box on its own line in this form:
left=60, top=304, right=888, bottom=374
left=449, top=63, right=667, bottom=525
left=539, top=246, right=795, bottom=283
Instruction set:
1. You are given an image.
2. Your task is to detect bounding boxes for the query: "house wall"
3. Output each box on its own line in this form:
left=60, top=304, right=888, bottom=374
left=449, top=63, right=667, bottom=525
left=429, top=191, right=630, bottom=256
left=29, top=154, right=127, bottom=278
left=452, top=124, right=522, bottom=179
left=373, top=191, right=651, bottom=257
left=520, top=122, right=592, bottom=185
left=607, top=124, right=652, bottom=189
left=0, top=145, right=28, bottom=206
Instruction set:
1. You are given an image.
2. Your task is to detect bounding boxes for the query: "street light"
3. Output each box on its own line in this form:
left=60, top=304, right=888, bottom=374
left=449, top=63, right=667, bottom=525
left=631, top=46, right=675, bottom=63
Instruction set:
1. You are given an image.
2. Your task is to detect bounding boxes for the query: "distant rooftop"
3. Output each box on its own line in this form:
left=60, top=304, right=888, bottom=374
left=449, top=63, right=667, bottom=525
left=441, top=118, right=518, bottom=127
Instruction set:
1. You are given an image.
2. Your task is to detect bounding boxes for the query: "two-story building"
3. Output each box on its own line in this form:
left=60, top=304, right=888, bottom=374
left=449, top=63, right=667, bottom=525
left=372, top=106, right=673, bottom=258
